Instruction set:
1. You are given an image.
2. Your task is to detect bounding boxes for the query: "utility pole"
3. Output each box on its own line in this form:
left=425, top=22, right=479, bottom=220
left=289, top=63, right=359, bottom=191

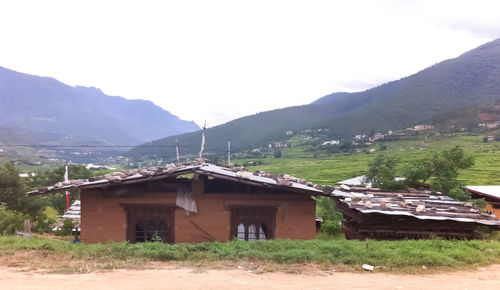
left=227, top=141, right=231, bottom=165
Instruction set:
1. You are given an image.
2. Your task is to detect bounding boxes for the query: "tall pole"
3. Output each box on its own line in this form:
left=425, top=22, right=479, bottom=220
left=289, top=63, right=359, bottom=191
left=175, top=139, right=180, bottom=164
left=227, top=141, right=231, bottom=165
left=64, top=162, right=70, bottom=210
left=198, top=120, right=206, bottom=159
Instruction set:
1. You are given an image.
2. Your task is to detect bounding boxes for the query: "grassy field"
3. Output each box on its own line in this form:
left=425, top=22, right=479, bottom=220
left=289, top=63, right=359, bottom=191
left=235, top=134, right=500, bottom=186
left=1, top=235, right=500, bottom=274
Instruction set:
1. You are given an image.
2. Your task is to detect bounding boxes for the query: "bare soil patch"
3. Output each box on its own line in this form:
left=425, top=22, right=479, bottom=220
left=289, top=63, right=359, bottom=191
left=1, top=264, right=500, bottom=289
left=0, top=258, right=500, bottom=289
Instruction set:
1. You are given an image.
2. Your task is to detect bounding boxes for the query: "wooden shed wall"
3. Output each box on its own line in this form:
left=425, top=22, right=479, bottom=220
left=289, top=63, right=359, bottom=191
left=80, top=178, right=316, bottom=243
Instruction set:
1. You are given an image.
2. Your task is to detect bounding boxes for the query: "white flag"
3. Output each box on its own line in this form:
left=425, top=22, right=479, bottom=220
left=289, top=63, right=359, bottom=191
left=64, top=164, right=69, bottom=182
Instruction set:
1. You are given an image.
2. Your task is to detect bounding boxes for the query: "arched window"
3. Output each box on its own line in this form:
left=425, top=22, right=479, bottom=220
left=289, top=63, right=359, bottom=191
left=230, top=207, right=276, bottom=241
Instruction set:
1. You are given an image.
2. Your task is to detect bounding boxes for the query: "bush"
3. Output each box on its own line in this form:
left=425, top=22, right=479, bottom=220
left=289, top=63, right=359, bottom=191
left=316, top=197, right=343, bottom=235
left=34, top=206, right=58, bottom=234
left=0, top=205, right=27, bottom=235
left=55, top=219, right=75, bottom=236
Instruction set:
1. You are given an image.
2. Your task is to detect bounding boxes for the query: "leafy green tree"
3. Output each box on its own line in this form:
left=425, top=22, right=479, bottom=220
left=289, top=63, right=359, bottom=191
left=365, top=154, right=406, bottom=190
left=0, top=163, right=45, bottom=217
left=404, top=146, right=474, bottom=200
left=0, top=205, right=27, bottom=235
left=27, top=165, right=94, bottom=214
left=316, top=197, right=343, bottom=235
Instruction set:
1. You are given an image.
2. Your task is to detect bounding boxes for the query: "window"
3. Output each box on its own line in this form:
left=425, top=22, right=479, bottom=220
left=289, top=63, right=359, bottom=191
left=123, top=205, right=174, bottom=243
left=230, top=207, right=276, bottom=241
left=135, top=220, right=169, bottom=242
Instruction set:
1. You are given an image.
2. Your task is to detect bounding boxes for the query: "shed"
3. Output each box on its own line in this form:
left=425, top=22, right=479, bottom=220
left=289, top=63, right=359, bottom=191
left=466, top=186, right=500, bottom=219
left=331, top=188, right=500, bottom=240
left=28, top=162, right=326, bottom=244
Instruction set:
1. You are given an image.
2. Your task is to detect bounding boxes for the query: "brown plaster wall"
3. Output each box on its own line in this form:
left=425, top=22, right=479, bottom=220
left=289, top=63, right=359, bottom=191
left=80, top=178, right=316, bottom=244
left=485, top=203, right=500, bottom=219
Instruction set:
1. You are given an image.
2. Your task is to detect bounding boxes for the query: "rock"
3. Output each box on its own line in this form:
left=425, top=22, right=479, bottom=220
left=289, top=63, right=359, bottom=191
left=236, top=171, right=253, bottom=179
left=464, top=202, right=473, bottom=207
left=357, top=200, right=365, bottom=206
left=422, top=265, right=427, bottom=270
left=448, top=207, right=458, bottom=212
left=340, top=184, right=350, bottom=190
left=277, top=178, right=292, bottom=186
left=362, top=264, right=374, bottom=271
left=365, top=201, right=373, bottom=209
left=416, top=204, right=426, bottom=213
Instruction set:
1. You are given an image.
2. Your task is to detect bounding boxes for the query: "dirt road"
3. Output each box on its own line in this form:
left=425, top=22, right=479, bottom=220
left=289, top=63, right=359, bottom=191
left=1, top=264, right=499, bottom=289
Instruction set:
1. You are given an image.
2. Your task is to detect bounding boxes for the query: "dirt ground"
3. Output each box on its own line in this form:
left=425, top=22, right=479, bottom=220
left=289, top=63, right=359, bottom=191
left=1, top=264, right=499, bottom=290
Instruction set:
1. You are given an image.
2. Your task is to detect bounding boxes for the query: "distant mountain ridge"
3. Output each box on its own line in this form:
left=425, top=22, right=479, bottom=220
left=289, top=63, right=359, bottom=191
left=0, top=67, right=199, bottom=146
left=128, top=37, right=500, bottom=160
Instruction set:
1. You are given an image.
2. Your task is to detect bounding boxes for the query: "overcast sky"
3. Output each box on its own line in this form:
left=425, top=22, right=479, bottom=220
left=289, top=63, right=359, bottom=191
left=1, top=0, right=499, bottom=127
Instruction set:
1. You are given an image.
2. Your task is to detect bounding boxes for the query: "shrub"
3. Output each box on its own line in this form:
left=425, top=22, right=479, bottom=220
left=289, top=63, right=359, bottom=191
left=0, top=205, right=26, bottom=235
left=55, top=219, right=75, bottom=236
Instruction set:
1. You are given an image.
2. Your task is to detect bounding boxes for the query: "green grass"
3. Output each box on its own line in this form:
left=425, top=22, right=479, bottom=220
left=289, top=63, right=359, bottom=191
left=1, top=236, right=500, bottom=273
left=235, top=134, right=500, bottom=185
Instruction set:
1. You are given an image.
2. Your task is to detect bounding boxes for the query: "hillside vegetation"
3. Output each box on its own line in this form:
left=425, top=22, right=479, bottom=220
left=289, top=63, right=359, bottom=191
left=128, top=38, right=500, bottom=160
left=234, top=133, right=500, bottom=186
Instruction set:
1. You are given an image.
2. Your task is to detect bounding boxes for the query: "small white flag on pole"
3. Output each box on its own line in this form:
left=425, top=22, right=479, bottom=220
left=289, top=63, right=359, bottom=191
left=199, top=120, right=206, bottom=158
left=64, top=163, right=70, bottom=209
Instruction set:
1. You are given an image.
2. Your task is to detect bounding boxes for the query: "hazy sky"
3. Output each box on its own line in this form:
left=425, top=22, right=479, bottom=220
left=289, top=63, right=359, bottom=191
left=1, top=1, right=499, bottom=127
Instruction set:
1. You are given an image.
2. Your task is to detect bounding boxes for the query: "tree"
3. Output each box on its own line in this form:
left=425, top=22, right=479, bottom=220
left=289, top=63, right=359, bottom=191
left=365, top=154, right=406, bottom=190
left=0, top=163, right=45, bottom=220
left=404, top=146, right=474, bottom=200
left=26, top=164, right=94, bottom=214
left=316, top=197, right=343, bottom=235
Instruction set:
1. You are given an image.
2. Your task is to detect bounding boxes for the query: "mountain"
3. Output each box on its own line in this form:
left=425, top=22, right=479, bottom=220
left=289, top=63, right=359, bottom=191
left=0, top=67, right=200, bottom=147
left=128, top=38, right=500, bottom=160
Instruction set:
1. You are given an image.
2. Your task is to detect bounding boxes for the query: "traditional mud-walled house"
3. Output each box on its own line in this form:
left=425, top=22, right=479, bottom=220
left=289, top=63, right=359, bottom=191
left=28, top=163, right=324, bottom=244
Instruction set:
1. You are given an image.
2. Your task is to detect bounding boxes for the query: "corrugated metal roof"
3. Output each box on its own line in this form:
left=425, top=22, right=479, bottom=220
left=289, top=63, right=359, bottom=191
left=466, top=185, right=500, bottom=200
left=332, top=189, right=500, bottom=226
left=27, top=162, right=325, bottom=196
left=336, top=175, right=405, bottom=187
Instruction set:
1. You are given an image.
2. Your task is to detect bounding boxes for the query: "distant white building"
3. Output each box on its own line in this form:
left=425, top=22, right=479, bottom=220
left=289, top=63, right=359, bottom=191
left=19, top=173, right=36, bottom=178
left=354, top=135, right=367, bottom=140
left=322, top=140, right=340, bottom=146
left=413, top=124, right=435, bottom=131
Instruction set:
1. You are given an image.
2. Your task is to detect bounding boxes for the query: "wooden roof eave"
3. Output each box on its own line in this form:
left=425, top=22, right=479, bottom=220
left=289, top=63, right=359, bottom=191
left=26, top=168, right=196, bottom=196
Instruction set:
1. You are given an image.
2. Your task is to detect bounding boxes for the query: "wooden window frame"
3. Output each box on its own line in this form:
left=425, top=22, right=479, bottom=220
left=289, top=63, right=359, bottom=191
left=122, top=204, right=175, bottom=244
left=229, top=206, right=276, bottom=241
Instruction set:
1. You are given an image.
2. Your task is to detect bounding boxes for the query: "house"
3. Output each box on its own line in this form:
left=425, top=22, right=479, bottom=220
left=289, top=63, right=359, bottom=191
left=28, top=162, right=325, bottom=244
left=331, top=188, right=500, bottom=240
left=466, top=186, right=500, bottom=219
left=413, top=124, right=435, bottom=131
left=321, top=140, right=340, bottom=146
